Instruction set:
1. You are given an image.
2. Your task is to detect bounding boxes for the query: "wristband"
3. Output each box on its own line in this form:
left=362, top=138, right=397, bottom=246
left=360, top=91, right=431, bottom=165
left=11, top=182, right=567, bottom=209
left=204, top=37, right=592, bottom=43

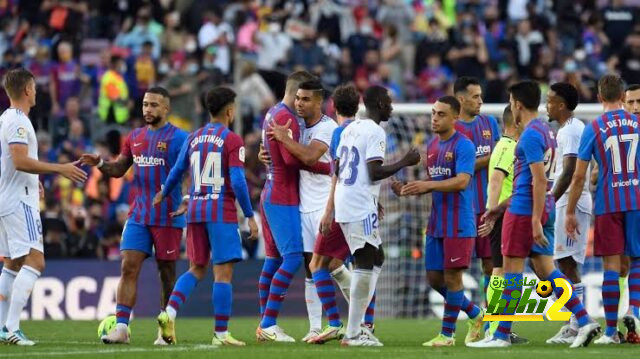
left=97, top=158, right=104, bottom=168
left=182, top=195, right=189, bottom=200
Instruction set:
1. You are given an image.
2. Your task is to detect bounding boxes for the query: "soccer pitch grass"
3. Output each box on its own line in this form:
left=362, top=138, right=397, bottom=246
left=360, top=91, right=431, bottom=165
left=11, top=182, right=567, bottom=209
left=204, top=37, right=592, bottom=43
left=2, top=318, right=639, bottom=358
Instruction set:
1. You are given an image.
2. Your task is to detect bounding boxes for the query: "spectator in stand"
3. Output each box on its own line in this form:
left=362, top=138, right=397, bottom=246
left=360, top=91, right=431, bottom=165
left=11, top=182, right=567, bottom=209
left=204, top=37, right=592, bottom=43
left=134, top=41, right=156, bottom=101
left=28, top=46, right=53, bottom=131
left=50, top=96, right=87, bottom=148
left=198, top=8, right=234, bottom=77
left=41, top=198, right=69, bottom=259
left=58, top=119, right=92, bottom=161
left=66, top=207, right=99, bottom=258
left=97, top=223, right=122, bottom=261
left=603, top=0, right=637, bottom=48
left=114, top=6, right=162, bottom=60
left=447, top=23, right=487, bottom=80
left=381, top=25, right=404, bottom=96
left=612, top=31, right=640, bottom=85
left=417, top=53, right=451, bottom=103
left=377, top=63, right=402, bottom=100
left=98, top=55, right=130, bottom=125
left=514, top=19, right=544, bottom=77
left=162, top=55, right=200, bottom=131
left=162, top=11, right=188, bottom=54
left=345, top=16, right=378, bottom=68
left=290, top=31, right=324, bottom=75
left=354, top=49, right=381, bottom=92
left=257, top=18, right=292, bottom=70
left=50, top=41, right=84, bottom=115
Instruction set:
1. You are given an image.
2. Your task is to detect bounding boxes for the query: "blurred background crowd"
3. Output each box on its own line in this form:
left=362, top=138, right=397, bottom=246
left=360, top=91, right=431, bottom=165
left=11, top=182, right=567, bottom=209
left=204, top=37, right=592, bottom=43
left=0, top=0, right=638, bottom=260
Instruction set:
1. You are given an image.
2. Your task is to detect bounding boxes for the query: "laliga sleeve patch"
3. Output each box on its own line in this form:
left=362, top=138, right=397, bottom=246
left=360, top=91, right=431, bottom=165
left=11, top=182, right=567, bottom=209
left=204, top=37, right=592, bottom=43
left=16, top=127, right=27, bottom=139
left=239, top=146, right=246, bottom=163
left=379, top=141, right=385, bottom=153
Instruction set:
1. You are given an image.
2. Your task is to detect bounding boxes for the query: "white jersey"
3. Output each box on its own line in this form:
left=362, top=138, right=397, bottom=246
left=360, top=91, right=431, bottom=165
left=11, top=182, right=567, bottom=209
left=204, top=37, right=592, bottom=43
left=0, top=108, right=39, bottom=216
left=552, top=117, right=592, bottom=212
left=299, top=115, right=337, bottom=213
left=334, top=118, right=386, bottom=223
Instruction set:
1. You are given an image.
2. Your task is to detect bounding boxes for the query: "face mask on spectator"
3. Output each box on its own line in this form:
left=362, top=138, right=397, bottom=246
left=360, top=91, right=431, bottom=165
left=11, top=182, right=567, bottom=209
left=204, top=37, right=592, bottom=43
left=361, top=24, right=373, bottom=35
left=187, top=63, right=199, bottom=75
left=158, top=62, right=170, bottom=74
left=185, top=39, right=197, bottom=53
left=268, top=22, right=281, bottom=33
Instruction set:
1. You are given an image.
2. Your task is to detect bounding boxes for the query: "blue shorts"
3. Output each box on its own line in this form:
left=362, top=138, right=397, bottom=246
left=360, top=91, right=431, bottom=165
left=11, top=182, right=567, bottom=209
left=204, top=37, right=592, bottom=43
left=263, top=201, right=302, bottom=256
left=187, top=222, right=243, bottom=265
left=625, top=211, right=640, bottom=257
left=121, top=221, right=183, bottom=260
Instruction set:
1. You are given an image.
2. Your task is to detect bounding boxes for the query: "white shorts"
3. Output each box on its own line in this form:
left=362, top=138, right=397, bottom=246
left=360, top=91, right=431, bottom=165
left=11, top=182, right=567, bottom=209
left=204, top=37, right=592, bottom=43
left=301, top=210, right=323, bottom=253
left=0, top=202, right=44, bottom=259
left=339, top=214, right=381, bottom=254
left=554, top=207, right=590, bottom=264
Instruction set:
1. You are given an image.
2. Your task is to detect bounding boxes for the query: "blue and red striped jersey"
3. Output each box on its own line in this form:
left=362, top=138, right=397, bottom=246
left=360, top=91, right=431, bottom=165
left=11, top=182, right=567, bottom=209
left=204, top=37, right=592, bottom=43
left=578, top=110, right=640, bottom=215
left=454, top=114, right=501, bottom=214
left=164, top=123, right=247, bottom=223
left=261, top=102, right=305, bottom=206
left=509, top=118, right=557, bottom=216
left=121, top=123, right=188, bottom=227
left=426, top=131, right=477, bottom=238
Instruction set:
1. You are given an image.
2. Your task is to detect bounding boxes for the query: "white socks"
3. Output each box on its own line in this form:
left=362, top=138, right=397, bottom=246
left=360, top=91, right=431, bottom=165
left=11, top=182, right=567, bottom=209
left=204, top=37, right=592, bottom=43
left=5, top=265, right=40, bottom=332
left=166, top=306, right=177, bottom=321
left=305, top=278, right=322, bottom=330
left=0, top=268, right=17, bottom=328
left=331, top=265, right=352, bottom=303
left=346, top=269, right=373, bottom=338
left=369, top=266, right=381, bottom=299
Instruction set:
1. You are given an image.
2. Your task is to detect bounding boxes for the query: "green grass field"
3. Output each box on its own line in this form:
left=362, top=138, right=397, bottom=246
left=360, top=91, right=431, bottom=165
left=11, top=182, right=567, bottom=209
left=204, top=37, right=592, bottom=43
left=2, top=318, right=639, bottom=358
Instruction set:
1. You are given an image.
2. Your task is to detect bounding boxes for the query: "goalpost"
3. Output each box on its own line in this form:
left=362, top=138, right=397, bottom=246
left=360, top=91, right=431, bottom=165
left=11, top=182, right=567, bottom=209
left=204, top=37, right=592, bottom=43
left=375, top=103, right=611, bottom=319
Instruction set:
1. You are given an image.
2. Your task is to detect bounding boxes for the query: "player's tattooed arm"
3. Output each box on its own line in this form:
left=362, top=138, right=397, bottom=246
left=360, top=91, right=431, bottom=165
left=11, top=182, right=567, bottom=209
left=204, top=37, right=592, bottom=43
left=368, top=147, right=421, bottom=182
left=552, top=155, right=577, bottom=202
left=79, top=153, right=133, bottom=178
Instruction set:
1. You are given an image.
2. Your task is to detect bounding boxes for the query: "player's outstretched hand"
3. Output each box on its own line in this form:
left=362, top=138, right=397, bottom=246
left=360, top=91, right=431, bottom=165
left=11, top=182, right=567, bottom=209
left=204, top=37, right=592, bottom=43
left=400, top=180, right=431, bottom=196
left=258, top=143, right=271, bottom=165
left=267, top=119, right=291, bottom=142
left=247, top=216, right=259, bottom=240
left=79, top=153, right=100, bottom=166
left=532, top=219, right=549, bottom=247
left=390, top=178, right=405, bottom=197
left=320, top=210, right=334, bottom=236
left=169, top=197, right=188, bottom=217
left=402, top=147, right=421, bottom=166
left=153, top=191, right=164, bottom=206
left=58, top=161, right=87, bottom=183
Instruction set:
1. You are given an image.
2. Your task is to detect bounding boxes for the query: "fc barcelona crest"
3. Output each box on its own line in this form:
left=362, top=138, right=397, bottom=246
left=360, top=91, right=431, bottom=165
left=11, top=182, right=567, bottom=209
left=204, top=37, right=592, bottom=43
left=157, top=141, right=167, bottom=151
left=445, top=152, right=453, bottom=162
left=482, top=130, right=491, bottom=139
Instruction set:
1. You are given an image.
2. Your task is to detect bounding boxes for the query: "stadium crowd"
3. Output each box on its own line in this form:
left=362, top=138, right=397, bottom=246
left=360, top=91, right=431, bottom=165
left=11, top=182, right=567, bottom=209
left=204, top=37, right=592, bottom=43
left=0, top=0, right=638, bottom=259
